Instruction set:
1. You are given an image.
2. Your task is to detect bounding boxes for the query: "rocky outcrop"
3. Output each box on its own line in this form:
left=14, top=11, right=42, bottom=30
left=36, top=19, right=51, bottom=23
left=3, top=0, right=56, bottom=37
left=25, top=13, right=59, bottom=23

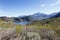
left=0, top=28, right=17, bottom=40
left=0, top=28, right=60, bottom=40
left=20, top=28, right=59, bottom=40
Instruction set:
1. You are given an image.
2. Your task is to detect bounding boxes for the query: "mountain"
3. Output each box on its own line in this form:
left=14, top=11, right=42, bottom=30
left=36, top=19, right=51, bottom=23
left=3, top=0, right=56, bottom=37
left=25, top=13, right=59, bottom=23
left=0, top=16, right=13, bottom=22
left=0, top=12, right=60, bottom=24
left=31, top=12, right=49, bottom=20
left=48, top=13, right=57, bottom=17
left=27, top=17, right=60, bottom=29
left=51, top=12, right=60, bottom=18
left=14, top=12, right=58, bottom=22
left=14, top=12, right=49, bottom=22
left=14, top=16, right=33, bottom=22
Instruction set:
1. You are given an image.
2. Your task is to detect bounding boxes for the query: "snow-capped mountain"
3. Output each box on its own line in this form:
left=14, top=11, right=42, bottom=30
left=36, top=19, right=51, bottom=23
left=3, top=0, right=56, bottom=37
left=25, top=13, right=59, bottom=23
left=31, top=12, right=49, bottom=20
left=14, top=12, right=60, bottom=23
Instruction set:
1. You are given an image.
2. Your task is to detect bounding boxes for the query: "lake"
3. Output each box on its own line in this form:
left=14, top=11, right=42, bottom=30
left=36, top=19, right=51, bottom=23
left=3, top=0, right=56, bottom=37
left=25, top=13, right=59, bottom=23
left=14, top=21, right=29, bottom=25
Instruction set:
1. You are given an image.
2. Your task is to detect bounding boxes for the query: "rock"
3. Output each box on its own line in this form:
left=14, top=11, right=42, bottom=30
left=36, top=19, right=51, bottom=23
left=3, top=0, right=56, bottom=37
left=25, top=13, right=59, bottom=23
left=0, top=28, right=16, bottom=40
left=0, top=28, right=60, bottom=40
left=20, top=28, right=41, bottom=40
left=39, top=28, right=57, bottom=40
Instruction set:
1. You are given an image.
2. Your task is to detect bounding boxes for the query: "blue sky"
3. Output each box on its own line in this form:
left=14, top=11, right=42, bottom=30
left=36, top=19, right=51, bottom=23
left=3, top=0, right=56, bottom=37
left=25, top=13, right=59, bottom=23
left=0, top=0, right=60, bottom=17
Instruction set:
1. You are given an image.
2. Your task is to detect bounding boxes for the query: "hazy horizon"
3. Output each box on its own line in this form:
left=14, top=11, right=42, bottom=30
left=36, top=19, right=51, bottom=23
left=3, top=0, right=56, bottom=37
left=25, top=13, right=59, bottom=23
left=0, top=0, right=60, bottom=17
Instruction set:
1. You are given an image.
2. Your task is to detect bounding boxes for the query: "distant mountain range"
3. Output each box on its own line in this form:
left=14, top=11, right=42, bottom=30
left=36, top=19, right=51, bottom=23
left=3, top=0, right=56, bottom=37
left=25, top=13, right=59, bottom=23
left=14, top=12, right=59, bottom=22
left=0, top=12, right=60, bottom=23
left=30, top=12, right=49, bottom=20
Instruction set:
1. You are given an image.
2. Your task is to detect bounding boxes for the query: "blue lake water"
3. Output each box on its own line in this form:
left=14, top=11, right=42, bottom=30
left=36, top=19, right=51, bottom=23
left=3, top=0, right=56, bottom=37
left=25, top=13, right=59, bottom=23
left=15, top=21, right=29, bottom=25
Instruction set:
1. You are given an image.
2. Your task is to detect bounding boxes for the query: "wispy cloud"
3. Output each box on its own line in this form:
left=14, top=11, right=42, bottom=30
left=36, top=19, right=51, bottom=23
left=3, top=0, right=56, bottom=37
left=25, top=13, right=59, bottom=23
left=50, top=0, right=60, bottom=6
left=40, top=0, right=60, bottom=7
left=40, top=4, right=47, bottom=7
left=55, top=0, right=60, bottom=4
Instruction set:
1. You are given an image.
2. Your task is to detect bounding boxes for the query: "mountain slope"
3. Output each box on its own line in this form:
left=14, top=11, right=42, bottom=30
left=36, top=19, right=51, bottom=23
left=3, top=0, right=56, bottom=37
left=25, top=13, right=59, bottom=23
left=51, top=12, right=60, bottom=18
left=27, top=17, right=60, bottom=26
left=14, top=12, right=50, bottom=22
left=31, top=12, right=49, bottom=20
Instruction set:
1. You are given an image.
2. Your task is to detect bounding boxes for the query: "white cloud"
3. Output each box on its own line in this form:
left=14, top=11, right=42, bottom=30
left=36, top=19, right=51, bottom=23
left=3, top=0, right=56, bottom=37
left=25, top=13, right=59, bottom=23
left=40, top=4, right=47, bottom=7
left=55, top=0, right=60, bottom=4
left=50, top=0, right=60, bottom=6
left=40, top=0, right=60, bottom=7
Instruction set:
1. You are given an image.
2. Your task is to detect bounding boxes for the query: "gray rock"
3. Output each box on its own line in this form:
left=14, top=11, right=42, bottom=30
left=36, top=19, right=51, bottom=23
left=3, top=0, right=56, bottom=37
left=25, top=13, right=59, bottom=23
left=0, top=28, right=16, bottom=40
left=39, top=28, right=57, bottom=40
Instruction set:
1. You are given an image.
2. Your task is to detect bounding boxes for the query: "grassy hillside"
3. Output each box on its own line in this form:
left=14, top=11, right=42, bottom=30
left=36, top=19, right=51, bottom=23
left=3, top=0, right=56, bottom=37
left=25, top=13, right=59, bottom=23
left=26, top=17, right=60, bottom=36
left=0, top=17, right=60, bottom=40
left=0, top=19, right=22, bottom=33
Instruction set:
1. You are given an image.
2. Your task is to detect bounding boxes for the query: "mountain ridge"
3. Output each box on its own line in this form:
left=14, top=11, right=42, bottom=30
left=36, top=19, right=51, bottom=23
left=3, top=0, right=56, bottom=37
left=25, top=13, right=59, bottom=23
left=0, top=12, right=60, bottom=23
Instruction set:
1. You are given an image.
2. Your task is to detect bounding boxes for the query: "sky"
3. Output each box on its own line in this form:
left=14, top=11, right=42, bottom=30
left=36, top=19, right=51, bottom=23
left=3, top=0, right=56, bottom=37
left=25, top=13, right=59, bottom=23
left=0, top=0, right=60, bottom=17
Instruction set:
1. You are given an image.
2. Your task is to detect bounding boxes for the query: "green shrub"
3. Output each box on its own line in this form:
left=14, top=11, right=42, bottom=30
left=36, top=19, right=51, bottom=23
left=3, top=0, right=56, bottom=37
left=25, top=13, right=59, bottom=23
left=15, top=25, right=22, bottom=34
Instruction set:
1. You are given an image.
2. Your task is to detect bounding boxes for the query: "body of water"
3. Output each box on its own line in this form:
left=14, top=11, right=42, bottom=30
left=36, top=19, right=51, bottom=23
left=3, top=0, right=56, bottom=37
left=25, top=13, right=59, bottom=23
left=14, top=21, right=29, bottom=25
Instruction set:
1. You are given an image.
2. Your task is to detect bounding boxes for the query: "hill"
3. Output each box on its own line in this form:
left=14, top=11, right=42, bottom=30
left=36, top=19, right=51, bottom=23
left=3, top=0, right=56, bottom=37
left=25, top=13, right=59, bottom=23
left=27, top=17, right=60, bottom=37
left=0, top=17, right=60, bottom=40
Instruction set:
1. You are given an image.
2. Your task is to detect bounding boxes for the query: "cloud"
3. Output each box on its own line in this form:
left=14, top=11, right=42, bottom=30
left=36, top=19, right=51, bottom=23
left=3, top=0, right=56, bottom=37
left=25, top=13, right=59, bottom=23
left=40, top=0, right=60, bottom=7
left=50, top=0, right=60, bottom=6
left=40, top=4, right=47, bottom=7
left=55, top=0, right=60, bottom=4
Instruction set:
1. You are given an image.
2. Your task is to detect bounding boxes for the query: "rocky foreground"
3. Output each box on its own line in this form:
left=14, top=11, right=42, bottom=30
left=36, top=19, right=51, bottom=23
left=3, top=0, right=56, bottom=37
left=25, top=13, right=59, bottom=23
left=0, top=28, right=60, bottom=40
